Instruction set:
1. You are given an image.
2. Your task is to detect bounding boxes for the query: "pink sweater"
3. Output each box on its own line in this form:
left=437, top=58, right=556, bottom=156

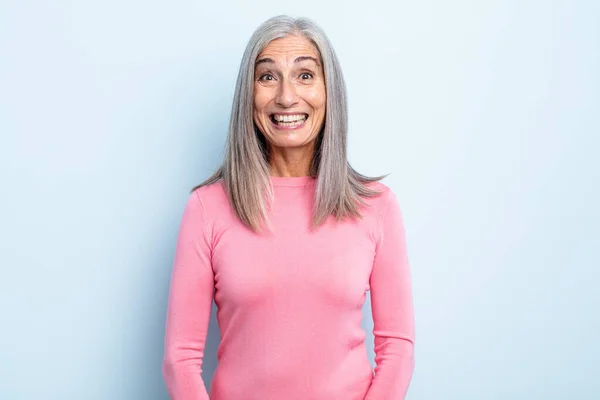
left=162, top=176, right=415, bottom=400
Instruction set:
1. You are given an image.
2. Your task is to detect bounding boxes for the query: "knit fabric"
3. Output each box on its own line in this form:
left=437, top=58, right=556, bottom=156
left=162, top=176, right=415, bottom=400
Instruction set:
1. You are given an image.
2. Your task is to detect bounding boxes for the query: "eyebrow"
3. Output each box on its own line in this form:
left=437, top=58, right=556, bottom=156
left=255, top=56, right=321, bottom=67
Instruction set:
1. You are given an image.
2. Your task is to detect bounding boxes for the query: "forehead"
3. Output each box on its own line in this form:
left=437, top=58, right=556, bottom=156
left=257, top=35, right=321, bottom=63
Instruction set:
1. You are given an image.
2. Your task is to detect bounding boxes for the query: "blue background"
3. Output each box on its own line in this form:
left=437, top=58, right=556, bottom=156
left=1, top=0, right=598, bottom=398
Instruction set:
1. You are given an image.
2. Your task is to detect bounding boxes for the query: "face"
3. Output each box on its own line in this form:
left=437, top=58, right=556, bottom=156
left=253, top=35, right=326, bottom=151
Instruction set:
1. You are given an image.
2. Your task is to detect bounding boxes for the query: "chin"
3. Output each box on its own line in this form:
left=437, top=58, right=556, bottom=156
left=274, top=140, right=311, bottom=149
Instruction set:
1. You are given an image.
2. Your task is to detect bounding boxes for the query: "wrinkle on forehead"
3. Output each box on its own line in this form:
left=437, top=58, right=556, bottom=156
left=257, top=35, right=321, bottom=65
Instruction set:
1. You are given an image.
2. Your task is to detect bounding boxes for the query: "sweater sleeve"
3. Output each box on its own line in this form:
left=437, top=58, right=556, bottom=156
left=364, top=189, right=416, bottom=400
left=162, top=191, right=214, bottom=400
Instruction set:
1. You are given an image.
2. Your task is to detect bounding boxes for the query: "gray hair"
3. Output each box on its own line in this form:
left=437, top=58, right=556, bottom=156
left=195, top=15, right=385, bottom=232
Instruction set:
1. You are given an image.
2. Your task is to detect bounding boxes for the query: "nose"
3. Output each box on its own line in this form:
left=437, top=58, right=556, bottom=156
left=275, top=79, right=299, bottom=108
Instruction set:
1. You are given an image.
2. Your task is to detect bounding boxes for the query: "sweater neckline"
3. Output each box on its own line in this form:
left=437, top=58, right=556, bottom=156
left=270, top=175, right=316, bottom=187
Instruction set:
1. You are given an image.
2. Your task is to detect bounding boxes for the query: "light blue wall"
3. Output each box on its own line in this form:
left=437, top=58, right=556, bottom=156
left=1, top=1, right=598, bottom=399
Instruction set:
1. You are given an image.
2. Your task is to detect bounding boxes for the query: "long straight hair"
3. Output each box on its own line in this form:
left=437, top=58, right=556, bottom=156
left=194, top=15, right=385, bottom=232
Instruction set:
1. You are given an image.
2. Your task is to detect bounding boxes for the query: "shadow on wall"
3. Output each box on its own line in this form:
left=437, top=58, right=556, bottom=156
left=203, top=303, right=221, bottom=392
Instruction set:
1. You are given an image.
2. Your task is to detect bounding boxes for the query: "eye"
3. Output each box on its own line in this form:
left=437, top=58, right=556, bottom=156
left=300, top=72, right=313, bottom=80
left=258, top=73, right=275, bottom=81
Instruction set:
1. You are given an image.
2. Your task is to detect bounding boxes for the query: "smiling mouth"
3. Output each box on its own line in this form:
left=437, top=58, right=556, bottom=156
left=269, top=113, right=308, bottom=127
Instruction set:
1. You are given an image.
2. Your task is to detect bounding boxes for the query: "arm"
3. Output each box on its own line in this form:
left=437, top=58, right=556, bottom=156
left=162, top=191, right=214, bottom=400
left=364, top=189, right=416, bottom=400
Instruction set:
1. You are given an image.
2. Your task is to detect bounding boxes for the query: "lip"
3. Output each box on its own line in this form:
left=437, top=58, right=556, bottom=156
left=270, top=112, right=309, bottom=116
left=269, top=117, right=307, bottom=131
left=269, top=113, right=309, bottom=131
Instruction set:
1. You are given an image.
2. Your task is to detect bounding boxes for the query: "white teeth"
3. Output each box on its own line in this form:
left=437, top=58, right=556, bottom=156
left=273, top=114, right=306, bottom=122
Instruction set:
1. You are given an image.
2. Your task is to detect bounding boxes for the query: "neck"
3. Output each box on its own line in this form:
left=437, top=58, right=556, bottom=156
left=268, top=142, right=315, bottom=177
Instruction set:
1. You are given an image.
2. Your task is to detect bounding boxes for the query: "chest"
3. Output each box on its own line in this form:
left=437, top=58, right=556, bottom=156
left=210, top=216, right=376, bottom=309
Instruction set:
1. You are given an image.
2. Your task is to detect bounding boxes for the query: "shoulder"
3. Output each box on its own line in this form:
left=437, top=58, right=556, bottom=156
left=190, top=180, right=229, bottom=215
left=192, top=179, right=226, bottom=201
left=361, top=180, right=397, bottom=216
left=178, top=180, right=233, bottom=237
left=360, top=180, right=405, bottom=233
left=360, top=181, right=406, bottom=246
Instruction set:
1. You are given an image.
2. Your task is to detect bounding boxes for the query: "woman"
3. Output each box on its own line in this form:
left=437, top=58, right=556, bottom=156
left=162, top=15, right=415, bottom=400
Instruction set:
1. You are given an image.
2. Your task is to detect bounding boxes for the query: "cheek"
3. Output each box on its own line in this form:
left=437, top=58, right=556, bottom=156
left=305, top=87, right=327, bottom=113
left=253, top=87, right=270, bottom=115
